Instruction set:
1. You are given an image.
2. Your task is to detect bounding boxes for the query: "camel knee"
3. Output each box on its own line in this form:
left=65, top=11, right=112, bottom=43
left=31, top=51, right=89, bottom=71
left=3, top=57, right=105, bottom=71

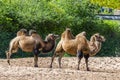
left=84, top=54, right=89, bottom=59
left=77, top=50, right=83, bottom=58
left=6, top=52, right=8, bottom=58
left=33, top=48, right=39, bottom=55
left=5, top=51, right=10, bottom=59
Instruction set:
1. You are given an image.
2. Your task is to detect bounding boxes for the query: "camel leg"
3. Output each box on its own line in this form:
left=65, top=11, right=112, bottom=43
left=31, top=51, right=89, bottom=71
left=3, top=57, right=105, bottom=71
left=84, top=54, right=90, bottom=71
left=77, top=50, right=83, bottom=70
left=6, top=44, right=19, bottom=65
left=6, top=51, right=11, bottom=65
left=33, top=49, right=39, bottom=67
left=34, top=54, right=38, bottom=67
left=50, top=52, right=57, bottom=68
left=58, top=52, right=64, bottom=68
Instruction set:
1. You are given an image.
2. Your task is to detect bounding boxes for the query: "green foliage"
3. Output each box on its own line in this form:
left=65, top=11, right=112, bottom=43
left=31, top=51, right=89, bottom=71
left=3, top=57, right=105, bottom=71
left=0, top=32, right=14, bottom=58
left=0, top=0, right=120, bottom=58
left=0, top=0, right=97, bottom=32
left=96, top=20, right=120, bottom=57
left=90, top=0, right=120, bottom=9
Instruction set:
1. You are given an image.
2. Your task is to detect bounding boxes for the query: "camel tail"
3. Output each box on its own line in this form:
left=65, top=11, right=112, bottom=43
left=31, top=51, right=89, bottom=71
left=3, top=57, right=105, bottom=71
left=5, top=50, right=11, bottom=65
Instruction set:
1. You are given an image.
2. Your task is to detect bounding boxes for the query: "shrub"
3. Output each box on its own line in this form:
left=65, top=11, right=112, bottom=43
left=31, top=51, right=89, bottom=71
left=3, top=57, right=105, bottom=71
left=0, top=0, right=120, bottom=58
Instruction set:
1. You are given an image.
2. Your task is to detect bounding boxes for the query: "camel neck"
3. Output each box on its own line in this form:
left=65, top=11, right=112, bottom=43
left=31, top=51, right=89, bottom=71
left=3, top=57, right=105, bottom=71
left=42, top=39, right=55, bottom=53
left=90, top=41, right=102, bottom=56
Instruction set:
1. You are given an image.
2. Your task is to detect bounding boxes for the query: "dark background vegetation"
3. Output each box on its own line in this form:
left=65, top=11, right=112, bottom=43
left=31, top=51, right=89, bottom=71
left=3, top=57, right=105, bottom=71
left=0, top=0, right=120, bottom=58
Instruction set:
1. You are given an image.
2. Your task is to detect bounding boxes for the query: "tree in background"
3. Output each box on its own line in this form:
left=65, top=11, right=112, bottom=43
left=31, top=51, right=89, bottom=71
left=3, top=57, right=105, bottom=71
left=91, top=0, right=120, bottom=9
left=0, top=0, right=120, bottom=58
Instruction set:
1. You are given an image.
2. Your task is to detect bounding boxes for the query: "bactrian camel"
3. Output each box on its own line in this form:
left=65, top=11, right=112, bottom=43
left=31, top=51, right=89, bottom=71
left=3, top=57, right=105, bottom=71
left=6, top=29, right=59, bottom=67
left=50, top=28, right=105, bottom=71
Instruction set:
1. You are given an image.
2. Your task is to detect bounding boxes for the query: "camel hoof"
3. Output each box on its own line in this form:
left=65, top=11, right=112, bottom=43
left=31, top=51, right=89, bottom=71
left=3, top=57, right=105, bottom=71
left=7, top=60, right=10, bottom=65
left=34, top=65, right=38, bottom=67
left=59, top=66, right=62, bottom=68
left=87, top=68, right=90, bottom=71
left=50, top=65, right=52, bottom=68
left=77, top=68, right=80, bottom=70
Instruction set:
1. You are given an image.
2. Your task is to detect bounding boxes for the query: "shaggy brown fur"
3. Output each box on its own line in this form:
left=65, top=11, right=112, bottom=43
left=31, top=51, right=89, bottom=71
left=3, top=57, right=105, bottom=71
left=88, top=33, right=105, bottom=56
left=50, top=28, right=90, bottom=70
left=50, top=28, right=105, bottom=71
left=6, top=30, right=59, bottom=67
left=28, top=30, right=45, bottom=49
left=42, top=34, right=59, bottom=53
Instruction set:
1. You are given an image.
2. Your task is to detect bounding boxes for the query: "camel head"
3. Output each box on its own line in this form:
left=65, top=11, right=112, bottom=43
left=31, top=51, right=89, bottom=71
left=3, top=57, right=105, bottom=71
left=29, top=29, right=37, bottom=36
left=45, top=34, right=59, bottom=41
left=94, top=33, right=105, bottom=42
left=89, top=33, right=105, bottom=56
left=17, top=28, right=27, bottom=36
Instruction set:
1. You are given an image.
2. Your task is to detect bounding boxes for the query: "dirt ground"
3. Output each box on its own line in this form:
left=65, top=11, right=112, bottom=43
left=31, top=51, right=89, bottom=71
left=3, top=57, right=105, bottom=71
left=0, top=57, right=120, bottom=80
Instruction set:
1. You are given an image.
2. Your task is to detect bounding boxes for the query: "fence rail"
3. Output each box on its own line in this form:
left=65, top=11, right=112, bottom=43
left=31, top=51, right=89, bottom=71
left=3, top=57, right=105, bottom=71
left=97, top=14, right=120, bottom=20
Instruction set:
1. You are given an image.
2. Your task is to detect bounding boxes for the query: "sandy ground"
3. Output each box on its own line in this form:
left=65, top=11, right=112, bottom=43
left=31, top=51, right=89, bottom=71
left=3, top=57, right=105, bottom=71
left=0, top=57, right=120, bottom=80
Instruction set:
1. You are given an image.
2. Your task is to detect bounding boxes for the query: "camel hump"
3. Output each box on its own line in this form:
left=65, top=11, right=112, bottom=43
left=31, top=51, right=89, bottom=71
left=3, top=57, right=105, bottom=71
left=76, top=32, right=86, bottom=38
left=17, top=28, right=27, bottom=36
left=29, top=29, right=37, bottom=36
left=29, top=31, right=45, bottom=48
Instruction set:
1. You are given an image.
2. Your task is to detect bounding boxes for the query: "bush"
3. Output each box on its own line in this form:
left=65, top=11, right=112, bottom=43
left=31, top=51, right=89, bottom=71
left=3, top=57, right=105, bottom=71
left=0, top=0, right=120, bottom=58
